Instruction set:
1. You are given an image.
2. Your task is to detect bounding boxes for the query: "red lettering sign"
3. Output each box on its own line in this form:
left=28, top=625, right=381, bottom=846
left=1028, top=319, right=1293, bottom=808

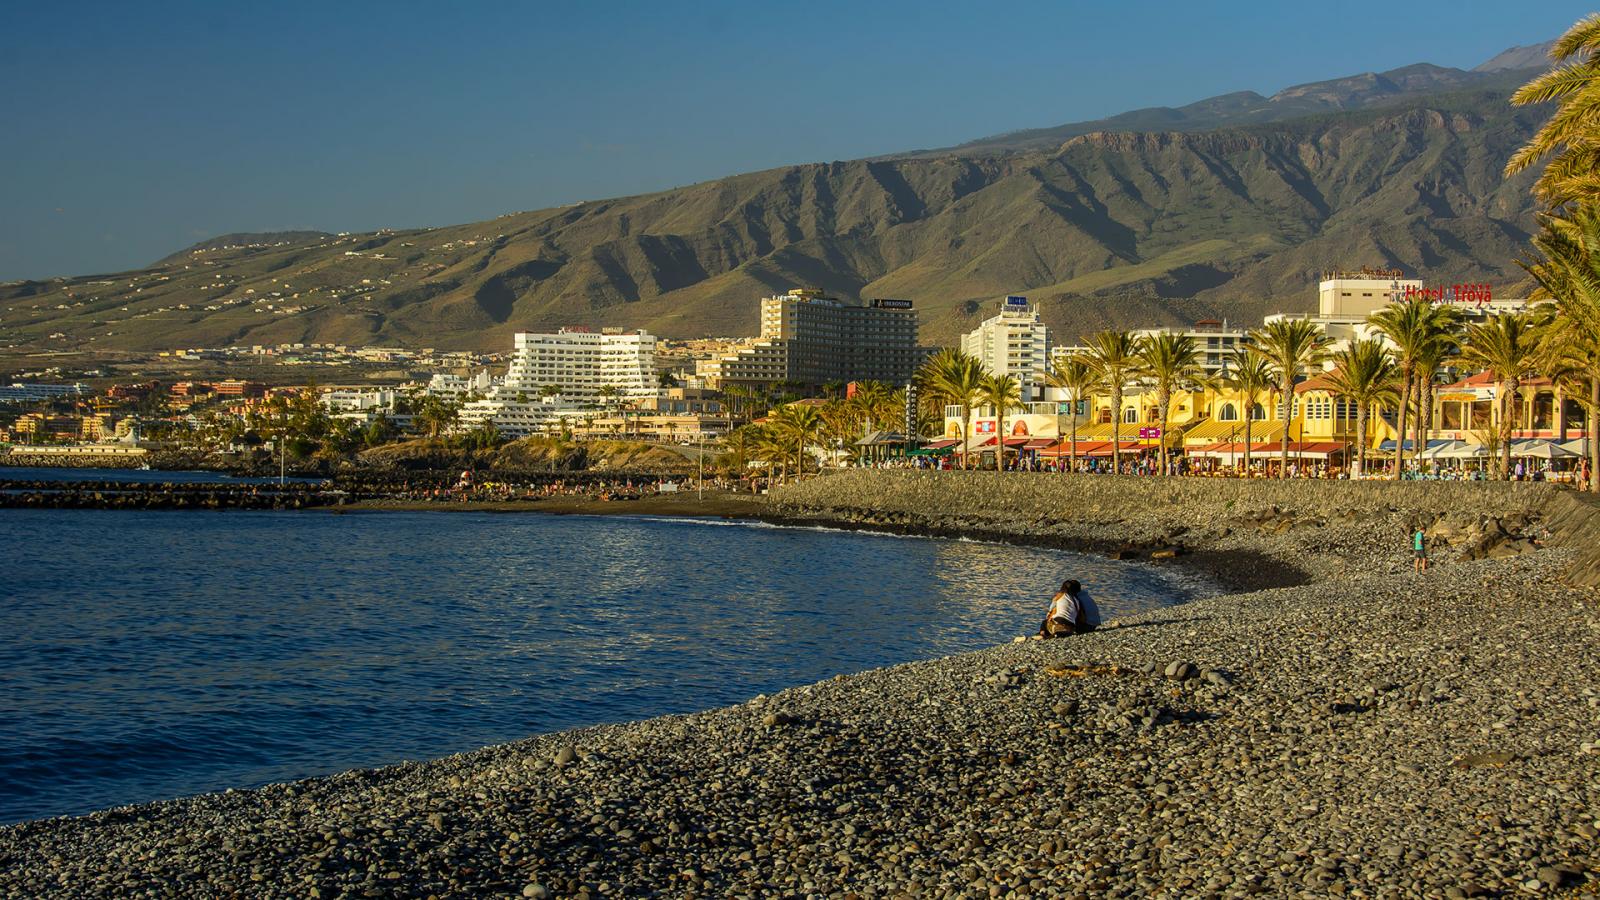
left=1401, top=284, right=1492, bottom=307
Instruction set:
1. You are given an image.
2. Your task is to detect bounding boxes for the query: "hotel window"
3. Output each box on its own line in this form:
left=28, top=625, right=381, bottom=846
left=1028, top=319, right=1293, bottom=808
left=1219, top=402, right=1238, bottom=422
left=1123, top=408, right=1138, bottom=424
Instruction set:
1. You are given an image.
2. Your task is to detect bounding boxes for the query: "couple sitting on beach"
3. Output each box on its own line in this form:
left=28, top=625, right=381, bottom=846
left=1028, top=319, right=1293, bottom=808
left=1036, top=579, right=1101, bottom=638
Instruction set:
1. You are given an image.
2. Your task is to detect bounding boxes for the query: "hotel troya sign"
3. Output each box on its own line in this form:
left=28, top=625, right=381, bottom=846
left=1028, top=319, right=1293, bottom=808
left=1399, top=283, right=1493, bottom=307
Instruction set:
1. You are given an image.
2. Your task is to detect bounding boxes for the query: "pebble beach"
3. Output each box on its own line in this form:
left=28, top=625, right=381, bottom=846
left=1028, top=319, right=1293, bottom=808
left=4, top=472, right=1600, bottom=898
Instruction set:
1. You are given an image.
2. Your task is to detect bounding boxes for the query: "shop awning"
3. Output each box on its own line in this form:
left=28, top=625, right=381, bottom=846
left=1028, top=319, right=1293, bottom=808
left=1023, top=438, right=1057, bottom=450
left=1181, top=418, right=1244, bottom=443
left=925, top=438, right=960, bottom=449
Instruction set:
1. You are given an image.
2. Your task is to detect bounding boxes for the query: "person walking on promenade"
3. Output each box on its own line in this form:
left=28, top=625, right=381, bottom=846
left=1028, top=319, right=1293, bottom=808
left=1413, top=527, right=1428, bottom=574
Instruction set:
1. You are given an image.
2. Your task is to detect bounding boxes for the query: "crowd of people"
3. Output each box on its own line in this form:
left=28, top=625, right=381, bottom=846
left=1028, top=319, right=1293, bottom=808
left=840, top=449, right=1590, bottom=482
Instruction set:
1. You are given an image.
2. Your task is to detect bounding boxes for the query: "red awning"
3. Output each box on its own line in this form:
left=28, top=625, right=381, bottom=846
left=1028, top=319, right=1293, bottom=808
left=925, top=439, right=960, bottom=449
left=1002, top=436, right=1030, bottom=447
left=1036, top=440, right=1149, bottom=458
left=1192, top=441, right=1348, bottom=459
left=1022, top=438, right=1056, bottom=450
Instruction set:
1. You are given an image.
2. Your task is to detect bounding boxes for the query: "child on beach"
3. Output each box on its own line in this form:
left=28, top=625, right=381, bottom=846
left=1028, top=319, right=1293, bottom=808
left=1413, top=527, right=1428, bottom=574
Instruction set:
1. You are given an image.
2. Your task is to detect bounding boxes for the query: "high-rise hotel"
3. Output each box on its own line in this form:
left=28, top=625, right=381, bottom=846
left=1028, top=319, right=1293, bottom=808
left=500, top=328, right=658, bottom=401
left=458, top=327, right=658, bottom=436
left=702, top=289, right=920, bottom=388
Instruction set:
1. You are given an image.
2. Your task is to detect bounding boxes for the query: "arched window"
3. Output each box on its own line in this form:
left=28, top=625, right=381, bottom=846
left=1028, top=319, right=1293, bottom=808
left=1250, top=403, right=1266, bottom=421
left=1123, top=408, right=1138, bottom=424
left=1219, top=402, right=1238, bottom=422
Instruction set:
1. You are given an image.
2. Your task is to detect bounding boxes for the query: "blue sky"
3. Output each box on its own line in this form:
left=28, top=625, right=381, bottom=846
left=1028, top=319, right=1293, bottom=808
left=0, top=0, right=1591, bottom=281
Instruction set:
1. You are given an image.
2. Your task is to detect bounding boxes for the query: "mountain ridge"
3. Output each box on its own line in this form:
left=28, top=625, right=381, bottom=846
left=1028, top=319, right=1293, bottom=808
left=0, top=45, right=1556, bottom=356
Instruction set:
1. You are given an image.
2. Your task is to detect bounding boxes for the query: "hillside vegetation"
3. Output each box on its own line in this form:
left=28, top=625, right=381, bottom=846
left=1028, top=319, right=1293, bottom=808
left=0, top=78, right=1549, bottom=351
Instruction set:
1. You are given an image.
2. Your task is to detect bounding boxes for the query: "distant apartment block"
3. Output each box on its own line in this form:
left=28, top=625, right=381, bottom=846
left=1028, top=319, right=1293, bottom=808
left=1131, top=321, right=1247, bottom=378
left=0, top=383, right=88, bottom=403
left=706, top=289, right=920, bottom=388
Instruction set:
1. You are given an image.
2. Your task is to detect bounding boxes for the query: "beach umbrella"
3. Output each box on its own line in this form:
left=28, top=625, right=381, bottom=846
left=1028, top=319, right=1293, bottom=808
left=1514, top=440, right=1578, bottom=460
left=1440, top=443, right=1489, bottom=460
left=1420, top=440, right=1464, bottom=460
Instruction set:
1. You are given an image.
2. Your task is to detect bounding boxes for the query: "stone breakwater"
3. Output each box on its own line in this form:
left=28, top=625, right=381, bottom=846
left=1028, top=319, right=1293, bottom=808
left=4, top=476, right=1600, bottom=898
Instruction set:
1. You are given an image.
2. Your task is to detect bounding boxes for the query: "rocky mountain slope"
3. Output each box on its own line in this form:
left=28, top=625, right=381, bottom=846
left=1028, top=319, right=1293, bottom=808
left=0, top=55, right=1553, bottom=353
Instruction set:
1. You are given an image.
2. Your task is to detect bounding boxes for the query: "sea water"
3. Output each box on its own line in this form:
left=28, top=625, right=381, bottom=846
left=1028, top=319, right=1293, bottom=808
left=0, top=508, right=1211, bottom=823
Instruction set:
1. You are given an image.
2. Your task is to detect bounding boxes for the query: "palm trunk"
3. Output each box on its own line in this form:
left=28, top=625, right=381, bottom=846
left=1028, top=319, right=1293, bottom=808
left=1499, top=380, right=1514, bottom=480
left=1159, top=384, right=1172, bottom=475
left=996, top=407, right=1005, bottom=471
left=1356, top=403, right=1368, bottom=477
left=961, top=406, right=972, bottom=470
left=1420, top=373, right=1433, bottom=470
left=1280, top=376, right=1292, bottom=478
left=1243, top=406, right=1253, bottom=475
left=1557, top=385, right=1568, bottom=443
left=1590, top=375, right=1599, bottom=492
left=1393, top=368, right=1412, bottom=480
left=1111, top=384, right=1123, bottom=473
left=1068, top=411, right=1078, bottom=475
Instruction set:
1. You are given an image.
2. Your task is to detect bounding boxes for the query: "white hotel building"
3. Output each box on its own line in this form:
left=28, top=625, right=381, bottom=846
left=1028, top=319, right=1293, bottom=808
left=961, top=296, right=1051, bottom=400
left=458, top=328, right=659, bottom=436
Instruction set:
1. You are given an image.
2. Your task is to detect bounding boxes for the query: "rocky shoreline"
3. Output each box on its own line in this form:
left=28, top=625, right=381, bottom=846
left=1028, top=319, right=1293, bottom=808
left=4, top=473, right=1600, bottom=898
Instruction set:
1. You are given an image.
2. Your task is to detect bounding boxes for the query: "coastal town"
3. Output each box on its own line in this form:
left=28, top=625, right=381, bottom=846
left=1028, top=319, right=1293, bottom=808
left=14, top=7, right=1600, bottom=900
left=2, top=270, right=1593, bottom=488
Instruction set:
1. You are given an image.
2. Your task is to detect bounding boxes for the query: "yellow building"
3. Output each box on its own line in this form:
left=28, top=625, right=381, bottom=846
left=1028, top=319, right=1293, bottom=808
left=936, top=376, right=1397, bottom=468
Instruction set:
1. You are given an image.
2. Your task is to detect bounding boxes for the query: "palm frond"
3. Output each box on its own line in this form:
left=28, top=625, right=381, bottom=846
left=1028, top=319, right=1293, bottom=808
left=1511, top=60, right=1600, bottom=107
left=1553, top=13, right=1600, bottom=62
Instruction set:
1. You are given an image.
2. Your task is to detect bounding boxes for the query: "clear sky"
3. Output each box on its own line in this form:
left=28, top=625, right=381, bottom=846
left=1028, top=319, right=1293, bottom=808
left=1, top=0, right=1591, bottom=281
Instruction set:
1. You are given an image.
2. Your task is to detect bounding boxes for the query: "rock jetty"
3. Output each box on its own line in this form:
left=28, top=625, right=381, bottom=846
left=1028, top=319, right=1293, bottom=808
left=3, top=472, right=1600, bottom=898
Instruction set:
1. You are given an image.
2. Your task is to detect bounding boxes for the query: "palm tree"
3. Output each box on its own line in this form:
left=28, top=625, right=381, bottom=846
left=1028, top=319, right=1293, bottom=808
left=1082, top=330, right=1144, bottom=472
left=1414, top=335, right=1459, bottom=463
left=1043, top=354, right=1100, bottom=473
left=1507, top=15, right=1600, bottom=205
left=1323, top=338, right=1400, bottom=478
left=1136, top=332, right=1203, bottom=474
left=1248, top=319, right=1331, bottom=477
left=1367, top=299, right=1461, bottom=475
left=1521, top=206, right=1600, bottom=491
left=770, top=403, right=823, bottom=480
left=977, top=372, right=1022, bottom=470
left=917, top=348, right=985, bottom=470
left=747, top=424, right=786, bottom=486
left=416, top=396, right=459, bottom=439
left=1461, top=313, right=1540, bottom=479
left=1223, top=347, right=1276, bottom=475
left=717, top=427, right=750, bottom=485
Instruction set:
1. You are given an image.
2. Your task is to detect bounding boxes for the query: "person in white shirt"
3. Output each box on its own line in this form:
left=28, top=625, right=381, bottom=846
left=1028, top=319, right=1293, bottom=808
left=1037, top=579, right=1101, bottom=638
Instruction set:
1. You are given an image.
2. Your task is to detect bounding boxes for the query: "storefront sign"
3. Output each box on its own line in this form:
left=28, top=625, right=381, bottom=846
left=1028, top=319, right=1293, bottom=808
left=1138, top=427, right=1162, bottom=439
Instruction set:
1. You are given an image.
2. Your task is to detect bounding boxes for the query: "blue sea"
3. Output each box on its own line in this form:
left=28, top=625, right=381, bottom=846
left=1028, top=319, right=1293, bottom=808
left=0, top=507, right=1211, bottom=824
